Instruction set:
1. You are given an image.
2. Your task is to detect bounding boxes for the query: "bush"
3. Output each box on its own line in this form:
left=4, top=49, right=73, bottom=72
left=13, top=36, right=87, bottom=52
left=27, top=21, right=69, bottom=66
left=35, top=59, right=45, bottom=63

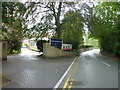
left=24, top=43, right=28, bottom=47
left=78, top=45, right=93, bottom=49
left=8, top=39, right=22, bottom=54
left=11, top=49, right=21, bottom=54
left=113, top=43, right=120, bottom=56
left=98, top=29, right=120, bottom=56
left=63, top=41, right=80, bottom=50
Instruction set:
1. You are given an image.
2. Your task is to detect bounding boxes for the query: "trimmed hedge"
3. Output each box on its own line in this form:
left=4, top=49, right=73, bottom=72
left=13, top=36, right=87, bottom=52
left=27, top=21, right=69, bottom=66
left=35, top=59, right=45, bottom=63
left=78, top=45, right=93, bottom=49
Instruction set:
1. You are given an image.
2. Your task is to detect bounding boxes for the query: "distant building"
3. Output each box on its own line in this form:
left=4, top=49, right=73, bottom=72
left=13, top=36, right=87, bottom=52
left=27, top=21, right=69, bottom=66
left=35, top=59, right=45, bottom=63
left=28, top=38, right=38, bottom=50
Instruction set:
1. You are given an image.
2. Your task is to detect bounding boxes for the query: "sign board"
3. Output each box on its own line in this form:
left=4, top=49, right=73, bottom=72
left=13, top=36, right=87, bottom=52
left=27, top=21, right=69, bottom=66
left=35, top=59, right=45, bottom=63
left=61, top=44, right=72, bottom=50
left=50, top=39, right=62, bottom=46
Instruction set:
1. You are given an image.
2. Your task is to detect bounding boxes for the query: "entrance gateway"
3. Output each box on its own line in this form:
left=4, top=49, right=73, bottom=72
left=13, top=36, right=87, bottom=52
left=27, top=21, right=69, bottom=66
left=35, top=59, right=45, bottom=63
left=49, top=38, right=72, bottom=50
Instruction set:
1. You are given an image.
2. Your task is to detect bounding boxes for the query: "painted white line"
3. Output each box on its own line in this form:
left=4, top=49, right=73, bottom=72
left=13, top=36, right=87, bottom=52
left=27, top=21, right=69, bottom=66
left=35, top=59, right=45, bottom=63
left=17, top=82, right=28, bottom=88
left=11, top=79, right=28, bottom=88
left=8, top=78, right=28, bottom=88
left=101, top=61, right=111, bottom=67
left=12, top=81, right=28, bottom=88
left=53, top=57, right=78, bottom=90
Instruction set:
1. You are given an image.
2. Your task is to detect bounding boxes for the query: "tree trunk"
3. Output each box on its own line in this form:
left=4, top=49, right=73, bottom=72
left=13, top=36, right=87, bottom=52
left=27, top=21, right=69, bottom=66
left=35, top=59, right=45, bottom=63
left=53, top=2, right=62, bottom=38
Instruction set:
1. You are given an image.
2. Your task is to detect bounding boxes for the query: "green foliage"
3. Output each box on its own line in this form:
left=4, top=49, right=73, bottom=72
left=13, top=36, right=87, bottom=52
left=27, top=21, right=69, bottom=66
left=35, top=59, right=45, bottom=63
left=23, top=2, right=77, bottom=38
left=11, top=50, right=21, bottom=54
left=2, top=2, right=27, bottom=54
left=89, top=2, right=119, bottom=37
left=60, top=10, right=84, bottom=49
left=112, top=15, right=120, bottom=55
left=8, top=39, right=22, bottom=54
left=85, top=34, right=99, bottom=48
left=89, top=2, right=120, bottom=56
left=24, top=43, right=28, bottom=47
left=78, top=45, right=93, bottom=49
left=2, top=2, right=26, bottom=27
left=2, top=2, right=81, bottom=53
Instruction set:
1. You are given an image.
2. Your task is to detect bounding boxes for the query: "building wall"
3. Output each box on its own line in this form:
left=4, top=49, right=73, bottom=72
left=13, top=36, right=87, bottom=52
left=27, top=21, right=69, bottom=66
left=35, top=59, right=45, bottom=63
left=28, top=40, right=38, bottom=50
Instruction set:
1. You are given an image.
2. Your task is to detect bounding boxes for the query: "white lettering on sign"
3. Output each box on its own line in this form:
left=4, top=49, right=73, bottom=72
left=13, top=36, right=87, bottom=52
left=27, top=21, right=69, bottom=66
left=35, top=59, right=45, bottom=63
left=61, top=44, right=72, bottom=50
left=49, top=38, right=62, bottom=46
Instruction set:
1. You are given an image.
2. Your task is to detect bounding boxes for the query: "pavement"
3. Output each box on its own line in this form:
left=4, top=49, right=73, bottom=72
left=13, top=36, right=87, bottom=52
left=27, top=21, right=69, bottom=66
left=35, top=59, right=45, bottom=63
left=2, top=48, right=75, bottom=88
left=2, top=48, right=119, bottom=89
left=60, top=49, right=119, bottom=88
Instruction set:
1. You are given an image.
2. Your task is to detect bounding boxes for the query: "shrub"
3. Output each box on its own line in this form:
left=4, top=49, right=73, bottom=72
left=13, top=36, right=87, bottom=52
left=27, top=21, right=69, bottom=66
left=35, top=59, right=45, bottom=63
left=78, top=45, right=93, bottom=49
left=8, top=39, right=22, bottom=54
left=24, top=43, right=28, bottom=47
left=63, top=41, right=80, bottom=50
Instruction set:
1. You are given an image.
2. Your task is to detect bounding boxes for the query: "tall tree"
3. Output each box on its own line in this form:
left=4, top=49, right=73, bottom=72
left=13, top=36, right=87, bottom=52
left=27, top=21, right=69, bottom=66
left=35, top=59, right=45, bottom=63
left=60, top=10, right=84, bottom=49
left=23, top=2, right=77, bottom=39
left=88, top=2, right=120, bottom=55
left=2, top=2, right=27, bottom=53
left=50, top=2, right=62, bottom=38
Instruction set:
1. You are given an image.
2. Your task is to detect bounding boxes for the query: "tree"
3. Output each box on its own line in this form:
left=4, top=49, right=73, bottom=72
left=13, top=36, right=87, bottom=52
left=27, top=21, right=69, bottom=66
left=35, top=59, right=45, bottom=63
left=23, top=2, right=77, bottom=39
left=60, top=10, right=84, bottom=49
left=112, top=15, right=120, bottom=55
left=88, top=2, right=120, bottom=55
left=2, top=2, right=27, bottom=54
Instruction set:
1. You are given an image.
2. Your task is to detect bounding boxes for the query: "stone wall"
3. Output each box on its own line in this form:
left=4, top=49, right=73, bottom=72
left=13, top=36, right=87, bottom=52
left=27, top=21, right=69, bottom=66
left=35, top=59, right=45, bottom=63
left=43, top=43, right=95, bottom=58
left=43, top=43, right=79, bottom=58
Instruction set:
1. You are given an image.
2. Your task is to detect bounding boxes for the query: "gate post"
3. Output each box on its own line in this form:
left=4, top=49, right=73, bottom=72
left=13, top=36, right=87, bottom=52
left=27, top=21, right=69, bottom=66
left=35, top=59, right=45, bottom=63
left=0, top=40, right=2, bottom=60
left=2, top=40, right=8, bottom=60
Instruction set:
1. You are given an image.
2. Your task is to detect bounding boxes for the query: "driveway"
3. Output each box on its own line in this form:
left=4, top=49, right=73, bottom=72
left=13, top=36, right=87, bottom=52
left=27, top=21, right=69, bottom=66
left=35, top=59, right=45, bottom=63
left=2, top=48, right=75, bottom=88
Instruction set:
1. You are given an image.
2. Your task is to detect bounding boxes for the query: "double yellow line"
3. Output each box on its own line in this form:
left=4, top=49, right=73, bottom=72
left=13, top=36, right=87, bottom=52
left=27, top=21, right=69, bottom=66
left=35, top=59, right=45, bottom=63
left=62, top=57, right=80, bottom=90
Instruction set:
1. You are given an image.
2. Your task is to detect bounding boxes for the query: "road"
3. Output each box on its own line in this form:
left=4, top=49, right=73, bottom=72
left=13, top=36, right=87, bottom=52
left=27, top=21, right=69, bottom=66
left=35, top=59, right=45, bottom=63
left=2, top=48, right=119, bottom=89
left=61, top=49, right=118, bottom=88
left=2, top=48, right=75, bottom=88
